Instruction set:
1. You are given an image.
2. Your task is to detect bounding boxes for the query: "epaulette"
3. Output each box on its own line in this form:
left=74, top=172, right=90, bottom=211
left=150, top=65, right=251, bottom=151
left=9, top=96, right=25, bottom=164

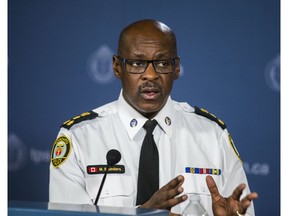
left=194, top=106, right=227, bottom=129
left=61, top=111, right=98, bottom=130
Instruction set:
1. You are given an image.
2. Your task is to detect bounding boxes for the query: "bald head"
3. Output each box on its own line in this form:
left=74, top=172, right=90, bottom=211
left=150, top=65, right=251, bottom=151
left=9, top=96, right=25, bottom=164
left=117, top=19, right=177, bottom=57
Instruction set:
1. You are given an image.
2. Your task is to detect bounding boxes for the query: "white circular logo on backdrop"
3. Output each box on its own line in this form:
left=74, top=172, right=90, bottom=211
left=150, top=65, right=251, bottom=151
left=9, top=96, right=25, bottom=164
left=8, top=133, right=28, bottom=171
left=265, top=54, right=280, bottom=92
left=87, top=45, right=115, bottom=84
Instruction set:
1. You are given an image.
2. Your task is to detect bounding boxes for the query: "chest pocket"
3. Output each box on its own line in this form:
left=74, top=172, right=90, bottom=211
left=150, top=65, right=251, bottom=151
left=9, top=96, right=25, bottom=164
left=181, top=173, right=212, bottom=195
left=172, top=173, right=215, bottom=215
left=85, top=174, right=134, bottom=207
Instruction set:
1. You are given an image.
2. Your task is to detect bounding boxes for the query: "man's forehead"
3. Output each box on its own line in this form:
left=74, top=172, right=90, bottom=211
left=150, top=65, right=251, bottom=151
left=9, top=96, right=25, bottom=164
left=125, top=30, right=173, bottom=48
left=122, top=37, right=174, bottom=58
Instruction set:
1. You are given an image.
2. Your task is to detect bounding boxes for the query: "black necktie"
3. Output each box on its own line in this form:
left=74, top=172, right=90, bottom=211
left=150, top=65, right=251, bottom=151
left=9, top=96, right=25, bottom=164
left=136, top=119, right=159, bottom=205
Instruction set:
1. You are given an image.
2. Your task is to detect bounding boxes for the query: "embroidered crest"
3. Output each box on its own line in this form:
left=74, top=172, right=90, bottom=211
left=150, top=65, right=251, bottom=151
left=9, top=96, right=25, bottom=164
left=51, top=136, right=71, bottom=168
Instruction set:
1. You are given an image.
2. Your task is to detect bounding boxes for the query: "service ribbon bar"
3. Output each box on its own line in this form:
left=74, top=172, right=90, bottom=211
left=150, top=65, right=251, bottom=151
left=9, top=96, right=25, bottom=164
left=185, top=167, right=221, bottom=175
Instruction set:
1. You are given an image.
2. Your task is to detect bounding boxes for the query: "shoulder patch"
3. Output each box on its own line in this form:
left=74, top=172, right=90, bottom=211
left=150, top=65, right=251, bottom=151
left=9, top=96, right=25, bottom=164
left=194, top=106, right=227, bottom=129
left=61, top=111, right=98, bottom=130
left=228, top=134, right=242, bottom=162
left=51, top=135, right=72, bottom=168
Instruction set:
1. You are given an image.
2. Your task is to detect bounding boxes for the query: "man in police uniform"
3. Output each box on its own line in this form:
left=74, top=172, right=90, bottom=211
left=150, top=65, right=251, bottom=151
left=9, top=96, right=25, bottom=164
left=49, top=19, right=258, bottom=215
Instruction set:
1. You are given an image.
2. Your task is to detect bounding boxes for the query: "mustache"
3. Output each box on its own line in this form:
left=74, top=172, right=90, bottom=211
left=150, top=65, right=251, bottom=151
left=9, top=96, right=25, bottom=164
left=137, top=82, right=164, bottom=94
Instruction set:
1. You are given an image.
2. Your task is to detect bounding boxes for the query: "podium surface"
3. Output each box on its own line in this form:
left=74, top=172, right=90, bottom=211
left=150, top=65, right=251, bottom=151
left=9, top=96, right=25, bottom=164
left=8, top=201, right=169, bottom=216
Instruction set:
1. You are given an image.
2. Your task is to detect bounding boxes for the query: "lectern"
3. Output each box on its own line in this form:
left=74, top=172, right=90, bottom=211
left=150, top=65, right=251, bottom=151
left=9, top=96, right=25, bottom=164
left=8, top=201, right=169, bottom=216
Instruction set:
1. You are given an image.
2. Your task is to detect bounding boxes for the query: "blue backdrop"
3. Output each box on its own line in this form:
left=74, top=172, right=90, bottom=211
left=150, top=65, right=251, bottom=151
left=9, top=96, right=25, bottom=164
left=8, top=0, right=280, bottom=215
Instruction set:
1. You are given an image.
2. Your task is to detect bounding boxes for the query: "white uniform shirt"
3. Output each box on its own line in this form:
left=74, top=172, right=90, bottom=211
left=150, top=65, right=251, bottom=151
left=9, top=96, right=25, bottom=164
left=49, top=92, right=255, bottom=215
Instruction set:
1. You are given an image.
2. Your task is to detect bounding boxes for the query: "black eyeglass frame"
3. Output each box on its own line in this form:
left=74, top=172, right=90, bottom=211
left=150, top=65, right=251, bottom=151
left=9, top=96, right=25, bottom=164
left=117, top=56, right=180, bottom=74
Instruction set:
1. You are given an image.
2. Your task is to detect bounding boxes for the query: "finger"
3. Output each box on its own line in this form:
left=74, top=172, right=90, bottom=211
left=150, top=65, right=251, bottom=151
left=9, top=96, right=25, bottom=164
left=163, top=182, right=186, bottom=203
left=146, top=176, right=186, bottom=210
left=161, top=175, right=185, bottom=191
left=164, top=194, right=188, bottom=209
left=158, top=175, right=185, bottom=202
left=240, top=192, right=258, bottom=209
left=235, top=192, right=258, bottom=215
left=231, top=183, right=246, bottom=201
left=244, top=192, right=258, bottom=201
left=206, top=175, right=222, bottom=203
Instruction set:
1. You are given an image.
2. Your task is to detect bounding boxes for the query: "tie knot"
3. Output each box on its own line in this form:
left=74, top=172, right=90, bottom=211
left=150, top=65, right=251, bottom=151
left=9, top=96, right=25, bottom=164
left=143, top=119, right=157, bottom=134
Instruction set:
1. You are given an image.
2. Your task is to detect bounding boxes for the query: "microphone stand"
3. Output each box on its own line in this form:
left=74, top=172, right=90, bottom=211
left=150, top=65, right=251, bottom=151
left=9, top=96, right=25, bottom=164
left=93, top=149, right=121, bottom=206
left=94, top=164, right=110, bottom=205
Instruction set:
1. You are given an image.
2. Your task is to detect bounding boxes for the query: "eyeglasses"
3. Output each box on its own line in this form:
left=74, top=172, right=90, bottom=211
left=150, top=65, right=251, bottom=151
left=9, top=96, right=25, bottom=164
left=117, top=56, right=179, bottom=74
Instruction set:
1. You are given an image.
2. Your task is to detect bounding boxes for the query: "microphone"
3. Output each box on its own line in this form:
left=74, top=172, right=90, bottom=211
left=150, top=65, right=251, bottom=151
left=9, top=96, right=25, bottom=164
left=106, top=149, right=121, bottom=166
left=94, top=149, right=121, bottom=205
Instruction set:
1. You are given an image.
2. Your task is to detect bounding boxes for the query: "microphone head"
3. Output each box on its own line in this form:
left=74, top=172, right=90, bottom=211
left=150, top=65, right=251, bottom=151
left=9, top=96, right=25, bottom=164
left=106, top=149, right=121, bottom=166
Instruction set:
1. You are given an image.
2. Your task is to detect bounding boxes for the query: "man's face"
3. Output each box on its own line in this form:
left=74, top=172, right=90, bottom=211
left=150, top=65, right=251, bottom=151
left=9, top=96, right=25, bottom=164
left=113, top=31, right=180, bottom=118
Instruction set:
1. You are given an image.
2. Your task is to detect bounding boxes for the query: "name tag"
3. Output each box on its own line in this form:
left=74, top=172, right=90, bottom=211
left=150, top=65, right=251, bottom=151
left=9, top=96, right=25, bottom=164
left=87, top=165, right=125, bottom=174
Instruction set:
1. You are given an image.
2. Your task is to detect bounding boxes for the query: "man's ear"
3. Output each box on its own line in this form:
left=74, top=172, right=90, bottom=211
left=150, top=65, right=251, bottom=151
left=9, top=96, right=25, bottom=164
left=174, top=57, right=181, bottom=80
left=113, top=55, right=121, bottom=78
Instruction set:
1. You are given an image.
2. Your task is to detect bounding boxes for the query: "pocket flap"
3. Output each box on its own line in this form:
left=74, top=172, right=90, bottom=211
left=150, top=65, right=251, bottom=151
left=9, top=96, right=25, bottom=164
left=85, top=174, right=134, bottom=199
left=181, top=173, right=211, bottom=195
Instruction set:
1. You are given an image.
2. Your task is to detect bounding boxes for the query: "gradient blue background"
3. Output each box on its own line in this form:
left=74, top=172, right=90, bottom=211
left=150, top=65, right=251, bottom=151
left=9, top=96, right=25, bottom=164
left=8, top=0, right=280, bottom=215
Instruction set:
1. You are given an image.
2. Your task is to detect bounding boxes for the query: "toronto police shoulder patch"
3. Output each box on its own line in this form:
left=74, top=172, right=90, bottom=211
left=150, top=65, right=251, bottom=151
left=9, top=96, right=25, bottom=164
left=228, top=134, right=242, bottom=162
left=51, top=135, right=72, bottom=168
left=61, top=111, right=98, bottom=130
left=194, top=106, right=227, bottom=129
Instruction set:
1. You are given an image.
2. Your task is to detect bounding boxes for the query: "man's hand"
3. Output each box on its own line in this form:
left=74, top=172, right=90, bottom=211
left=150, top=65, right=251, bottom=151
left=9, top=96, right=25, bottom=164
left=206, top=175, right=258, bottom=216
left=139, top=175, right=188, bottom=211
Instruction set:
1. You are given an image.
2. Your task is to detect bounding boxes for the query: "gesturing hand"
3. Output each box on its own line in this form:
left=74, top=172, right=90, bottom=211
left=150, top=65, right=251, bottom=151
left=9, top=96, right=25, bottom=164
left=206, top=175, right=258, bottom=216
left=140, top=175, right=188, bottom=211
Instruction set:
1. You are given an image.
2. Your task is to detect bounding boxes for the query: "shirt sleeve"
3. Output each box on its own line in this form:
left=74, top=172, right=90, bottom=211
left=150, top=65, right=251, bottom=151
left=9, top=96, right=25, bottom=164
left=49, top=129, right=92, bottom=204
left=219, top=129, right=255, bottom=216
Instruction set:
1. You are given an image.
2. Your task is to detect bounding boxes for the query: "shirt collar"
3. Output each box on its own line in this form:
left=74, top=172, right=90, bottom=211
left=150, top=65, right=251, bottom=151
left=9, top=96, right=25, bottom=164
left=117, top=90, right=175, bottom=140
